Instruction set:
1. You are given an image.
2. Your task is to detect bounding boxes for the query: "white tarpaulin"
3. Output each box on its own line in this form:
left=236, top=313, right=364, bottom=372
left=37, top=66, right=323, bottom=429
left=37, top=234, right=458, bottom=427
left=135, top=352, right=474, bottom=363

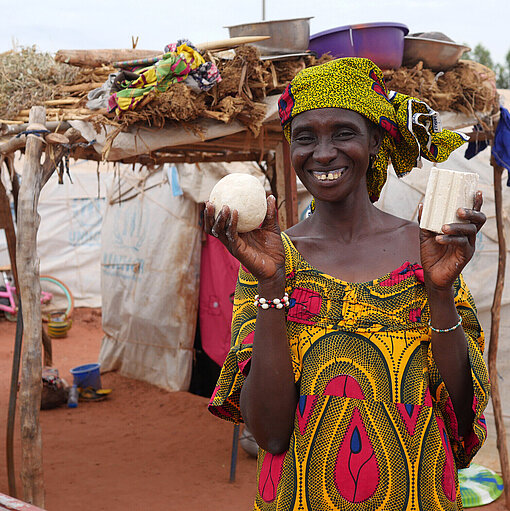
left=98, top=166, right=202, bottom=391
left=0, top=160, right=114, bottom=307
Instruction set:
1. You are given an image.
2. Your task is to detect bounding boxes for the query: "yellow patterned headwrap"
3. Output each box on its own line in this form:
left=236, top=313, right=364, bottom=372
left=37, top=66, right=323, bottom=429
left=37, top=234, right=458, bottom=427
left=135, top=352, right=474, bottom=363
left=278, top=58, right=468, bottom=201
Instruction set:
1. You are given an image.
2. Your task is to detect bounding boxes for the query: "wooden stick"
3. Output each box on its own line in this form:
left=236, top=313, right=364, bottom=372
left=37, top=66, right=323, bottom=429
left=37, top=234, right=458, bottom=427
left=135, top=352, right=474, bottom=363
left=0, top=134, right=27, bottom=155
left=14, top=115, right=93, bottom=123
left=55, top=48, right=160, bottom=67
left=1, top=121, right=71, bottom=137
left=43, top=98, right=82, bottom=106
left=58, top=82, right=104, bottom=93
left=5, top=156, right=20, bottom=221
left=41, top=329, right=52, bottom=368
left=489, top=158, right=510, bottom=509
left=17, top=106, right=46, bottom=507
left=18, top=108, right=93, bottom=116
left=275, top=139, right=298, bottom=230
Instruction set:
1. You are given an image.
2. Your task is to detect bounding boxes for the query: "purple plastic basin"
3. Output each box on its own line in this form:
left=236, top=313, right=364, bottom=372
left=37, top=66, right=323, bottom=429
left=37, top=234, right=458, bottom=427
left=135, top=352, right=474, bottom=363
left=309, top=22, right=409, bottom=70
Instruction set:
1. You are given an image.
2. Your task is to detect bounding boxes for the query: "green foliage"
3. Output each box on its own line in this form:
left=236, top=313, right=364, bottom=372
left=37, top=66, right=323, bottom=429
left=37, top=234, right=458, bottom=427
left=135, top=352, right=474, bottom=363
left=463, top=43, right=510, bottom=90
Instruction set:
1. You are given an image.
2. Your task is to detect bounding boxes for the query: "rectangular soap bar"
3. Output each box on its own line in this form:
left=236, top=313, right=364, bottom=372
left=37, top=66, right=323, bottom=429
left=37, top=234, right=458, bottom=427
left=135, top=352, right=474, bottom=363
left=419, top=168, right=479, bottom=234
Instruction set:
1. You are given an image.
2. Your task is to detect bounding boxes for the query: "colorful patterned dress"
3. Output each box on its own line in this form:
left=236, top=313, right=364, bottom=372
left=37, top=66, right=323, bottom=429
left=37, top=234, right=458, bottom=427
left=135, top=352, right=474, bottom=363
left=208, top=233, right=490, bottom=511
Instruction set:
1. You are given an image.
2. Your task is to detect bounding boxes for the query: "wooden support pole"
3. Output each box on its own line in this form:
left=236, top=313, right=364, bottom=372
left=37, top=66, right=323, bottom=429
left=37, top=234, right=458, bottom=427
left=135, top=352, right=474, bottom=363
left=16, top=106, right=46, bottom=507
left=488, top=158, right=510, bottom=509
left=0, top=178, right=18, bottom=288
left=41, top=329, right=52, bottom=368
left=5, top=156, right=20, bottom=223
left=275, top=138, right=298, bottom=230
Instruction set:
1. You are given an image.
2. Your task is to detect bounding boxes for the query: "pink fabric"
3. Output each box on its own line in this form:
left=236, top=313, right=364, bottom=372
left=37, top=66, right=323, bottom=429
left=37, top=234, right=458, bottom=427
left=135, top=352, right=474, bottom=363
left=379, top=262, right=424, bottom=286
left=199, top=235, right=240, bottom=366
left=335, top=407, right=380, bottom=502
left=259, top=452, right=286, bottom=502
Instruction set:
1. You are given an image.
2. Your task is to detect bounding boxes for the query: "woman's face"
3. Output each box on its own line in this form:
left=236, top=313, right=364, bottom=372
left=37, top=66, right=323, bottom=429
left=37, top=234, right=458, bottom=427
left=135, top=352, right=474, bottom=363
left=290, top=108, right=381, bottom=203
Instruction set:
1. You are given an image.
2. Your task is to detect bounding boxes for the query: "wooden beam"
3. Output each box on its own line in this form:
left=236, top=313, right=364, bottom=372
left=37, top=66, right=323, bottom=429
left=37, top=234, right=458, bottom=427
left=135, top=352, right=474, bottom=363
left=488, top=158, right=510, bottom=508
left=119, top=151, right=269, bottom=165
left=16, top=106, right=45, bottom=507
left=275, top=139, right=298, bottom=230
left=282, top=140, right=298, bottom=228
left=54, top=48, right=159, bottom=67
left=0, top=135, right=27, bottom=155
left=1, top=121, right=71, bottom=138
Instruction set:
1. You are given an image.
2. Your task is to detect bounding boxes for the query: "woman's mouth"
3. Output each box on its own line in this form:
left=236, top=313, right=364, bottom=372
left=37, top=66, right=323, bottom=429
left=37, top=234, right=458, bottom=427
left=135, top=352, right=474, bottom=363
left=311, top=168, right=347, bottom=182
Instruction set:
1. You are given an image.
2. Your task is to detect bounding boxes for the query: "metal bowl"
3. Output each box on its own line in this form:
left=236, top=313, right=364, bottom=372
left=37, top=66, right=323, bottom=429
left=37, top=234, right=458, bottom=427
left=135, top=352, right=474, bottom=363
left=226, top=18, right=312, bottom=56
left=403, top=36, right=471, bottom=71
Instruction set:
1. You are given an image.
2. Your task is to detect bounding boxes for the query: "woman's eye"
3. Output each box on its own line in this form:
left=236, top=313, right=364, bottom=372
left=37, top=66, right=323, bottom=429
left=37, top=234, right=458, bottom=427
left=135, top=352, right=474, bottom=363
left=335, top=130, right=354, bottom=139
left=294, top=135, right=314, bottom=143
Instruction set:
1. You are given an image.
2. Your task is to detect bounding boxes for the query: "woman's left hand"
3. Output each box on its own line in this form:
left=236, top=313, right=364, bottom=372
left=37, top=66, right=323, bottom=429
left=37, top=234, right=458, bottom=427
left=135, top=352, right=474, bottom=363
left=419, top=191, right=486, bottom=291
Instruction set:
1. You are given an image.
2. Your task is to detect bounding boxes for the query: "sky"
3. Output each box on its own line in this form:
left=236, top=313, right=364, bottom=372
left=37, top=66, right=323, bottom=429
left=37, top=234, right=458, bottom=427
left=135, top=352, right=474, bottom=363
left=1, top=0, right=509, bottom=65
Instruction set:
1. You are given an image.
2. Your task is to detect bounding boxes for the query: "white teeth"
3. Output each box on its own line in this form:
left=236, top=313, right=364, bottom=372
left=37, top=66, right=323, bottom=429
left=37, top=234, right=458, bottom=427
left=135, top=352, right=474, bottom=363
left=312, top=169, right=345, bottom=181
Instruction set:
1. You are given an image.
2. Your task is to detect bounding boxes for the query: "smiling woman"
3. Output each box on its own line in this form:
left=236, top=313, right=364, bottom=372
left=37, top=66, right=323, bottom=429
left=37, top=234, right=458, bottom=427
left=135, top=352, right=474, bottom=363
left=204, top=57, right=490, bottom=511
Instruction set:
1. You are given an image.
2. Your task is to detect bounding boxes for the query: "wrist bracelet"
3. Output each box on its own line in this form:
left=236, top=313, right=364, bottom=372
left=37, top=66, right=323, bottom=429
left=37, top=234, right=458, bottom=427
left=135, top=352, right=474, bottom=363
left=254, top=292, right=289, bottom=310
left=429, top=315, right=462, bottom=333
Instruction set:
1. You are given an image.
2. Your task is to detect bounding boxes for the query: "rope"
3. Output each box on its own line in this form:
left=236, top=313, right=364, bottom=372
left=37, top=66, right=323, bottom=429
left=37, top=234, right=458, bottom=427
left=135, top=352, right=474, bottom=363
left=15, top=129, right=50, bottom=138
left=57, top=139, right=97, bottom=185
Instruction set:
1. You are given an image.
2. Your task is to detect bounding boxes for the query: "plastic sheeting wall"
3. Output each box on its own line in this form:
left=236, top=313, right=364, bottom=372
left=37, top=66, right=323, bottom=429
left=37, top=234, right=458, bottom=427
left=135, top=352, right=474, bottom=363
left=0, top=161, right=113, bottom=307
left=99, top=167, right=201, bottom=391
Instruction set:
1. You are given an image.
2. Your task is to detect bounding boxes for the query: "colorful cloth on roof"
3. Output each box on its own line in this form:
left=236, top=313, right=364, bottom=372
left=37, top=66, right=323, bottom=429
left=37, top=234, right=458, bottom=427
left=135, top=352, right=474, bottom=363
left=278, top=58, right=469, bottom=201
left=165, top=39, right=222, bottom=91
left=108, top=43, right=205, bottom=114
left=208, top=233, right=490, bottom=511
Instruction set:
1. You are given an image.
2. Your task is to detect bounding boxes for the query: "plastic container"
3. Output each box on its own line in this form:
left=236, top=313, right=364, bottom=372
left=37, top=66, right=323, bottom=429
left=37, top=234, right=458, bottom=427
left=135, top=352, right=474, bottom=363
left=70, top=363, right=101, bottom=390
left=67, top=385, right=79, bottom=408
left=308, top=22, right=409, bottom=69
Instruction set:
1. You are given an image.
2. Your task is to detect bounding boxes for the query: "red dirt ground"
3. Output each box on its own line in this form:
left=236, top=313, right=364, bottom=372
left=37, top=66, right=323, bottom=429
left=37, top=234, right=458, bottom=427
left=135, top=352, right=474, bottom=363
left=0, top=308, right=255, bottom=511
left=0, top=308, right=507, bottom=511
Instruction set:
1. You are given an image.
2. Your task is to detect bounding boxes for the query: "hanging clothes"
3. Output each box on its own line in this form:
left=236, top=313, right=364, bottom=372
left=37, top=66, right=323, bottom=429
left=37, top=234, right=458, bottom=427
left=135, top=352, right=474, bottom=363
left=199, top=234, right=239, bottom=366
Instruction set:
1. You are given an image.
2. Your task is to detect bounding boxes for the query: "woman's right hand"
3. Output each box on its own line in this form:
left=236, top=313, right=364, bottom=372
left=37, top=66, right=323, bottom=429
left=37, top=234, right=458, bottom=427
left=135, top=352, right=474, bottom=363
left=204, top=195, right=285, bottom=283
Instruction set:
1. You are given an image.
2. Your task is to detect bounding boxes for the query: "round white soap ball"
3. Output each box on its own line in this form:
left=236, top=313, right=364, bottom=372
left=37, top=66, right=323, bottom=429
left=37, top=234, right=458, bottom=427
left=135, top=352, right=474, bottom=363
left=209, top=173, right=267, bottom=233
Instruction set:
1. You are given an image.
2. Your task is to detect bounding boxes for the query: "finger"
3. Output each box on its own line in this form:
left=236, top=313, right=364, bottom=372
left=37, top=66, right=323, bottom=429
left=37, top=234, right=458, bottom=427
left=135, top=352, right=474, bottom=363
left=434, top=234, right=470, bottom=247
left=442, top=223, right=477, bottom=247
left=226, top=209, right=239, bottom=244
left=473, top=191, right=483, bottom=212
left=442, top=222, right=477, bottom=238
left=456, top=208, right=486, bottom=232
left=211, top=205, right=230, bottom=238
left=203, top=201, right=216, bottom=234
left=417, top=203, right=423, bottom=223
left=261, top=195, right=279, bottom=231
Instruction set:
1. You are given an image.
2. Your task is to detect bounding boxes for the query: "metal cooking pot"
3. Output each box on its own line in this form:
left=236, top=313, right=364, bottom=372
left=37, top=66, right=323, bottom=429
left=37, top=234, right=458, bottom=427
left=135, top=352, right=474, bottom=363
left=403, top=37, right=471, bottom=71
left=226, top=18, right=313, bottom=55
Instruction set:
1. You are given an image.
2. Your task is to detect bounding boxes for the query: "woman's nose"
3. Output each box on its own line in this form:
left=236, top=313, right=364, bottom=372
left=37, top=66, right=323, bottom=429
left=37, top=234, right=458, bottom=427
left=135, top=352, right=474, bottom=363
left=313, top=140, right=336, bottom=164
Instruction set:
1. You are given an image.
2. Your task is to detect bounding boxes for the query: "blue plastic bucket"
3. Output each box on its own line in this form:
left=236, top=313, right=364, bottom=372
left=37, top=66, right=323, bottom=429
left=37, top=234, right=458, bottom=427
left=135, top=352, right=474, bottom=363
left=70, top=363, right=101, bottom=390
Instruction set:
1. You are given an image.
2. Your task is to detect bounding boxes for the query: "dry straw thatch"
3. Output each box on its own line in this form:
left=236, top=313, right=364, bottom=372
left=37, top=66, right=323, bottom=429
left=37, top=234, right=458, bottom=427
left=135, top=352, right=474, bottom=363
left=0, top=45, right=80, bottom=119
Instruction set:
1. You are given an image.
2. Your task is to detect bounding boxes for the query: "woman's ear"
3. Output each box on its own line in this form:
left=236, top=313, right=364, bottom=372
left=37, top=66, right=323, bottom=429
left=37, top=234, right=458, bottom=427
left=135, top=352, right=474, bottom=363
left=370, top=124, right=384, bottom=155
